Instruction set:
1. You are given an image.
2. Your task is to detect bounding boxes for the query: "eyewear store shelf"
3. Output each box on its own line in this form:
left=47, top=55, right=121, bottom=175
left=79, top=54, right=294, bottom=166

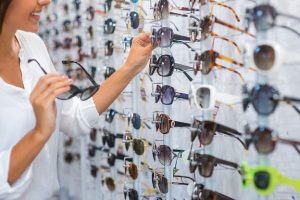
left=40, top=0, right=300, bottom=199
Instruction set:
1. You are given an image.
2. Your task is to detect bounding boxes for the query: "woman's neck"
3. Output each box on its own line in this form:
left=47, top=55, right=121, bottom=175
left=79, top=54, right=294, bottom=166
left=0, top=26, right=19, bottom=58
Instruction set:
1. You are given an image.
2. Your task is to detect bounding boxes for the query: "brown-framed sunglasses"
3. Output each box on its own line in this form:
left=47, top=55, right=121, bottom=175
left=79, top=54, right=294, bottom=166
left=154, top=113, right=191, bottom=134
left=193, top=49, right=246, bottom=81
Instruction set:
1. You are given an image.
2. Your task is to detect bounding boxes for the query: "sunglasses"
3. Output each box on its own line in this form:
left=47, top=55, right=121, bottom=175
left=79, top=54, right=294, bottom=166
left=191, top=119, right=247, bottom=149
left=191, top=183, right=234, bottom=200
left=152, top=143, right=184, bottom=166
left=105, top=108, right=121, bottom=123
left=189, top=153, right=240, bottom=177
left=154, top=113, right=191, bottom=134
left=124, top=158, right=139, bottom=180
left=153, top=85, right=189, bottom=105
left=102, top=129, right=123, bottom=148
left=246, top=4, right=300, bottom=38
left=245, top=126, right=300, bottom=155
left=28, top=59, right=100, bottom=101
left=102, top=177, right=116, bottom=192
left=104, top=18, right=116, bottom=34
left=104, top=67, right=116, bottom=79
left=193, top=50, right=246, bottom=81
left=151, top=27, right=192, bottom=48
left=124, top=187, right=139, bottom=200
left=124, top=134, right=152, bottom=156
left=104, top=40, right=114, bottom=56
left=152, top=172, right=168, bottom=194
left=126, top=11, right=140, bottom=29
left=149, top=54, right=193, bottom=82
left=241, top=162, right=300, bottom=195
left=243, top=84, right=300, bottom=116
left=64, top=152, right=80, bottom=164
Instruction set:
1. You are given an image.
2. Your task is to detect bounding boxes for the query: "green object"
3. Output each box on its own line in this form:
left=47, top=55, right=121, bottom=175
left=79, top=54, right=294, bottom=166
left=241, top=162, right=300, bottom=195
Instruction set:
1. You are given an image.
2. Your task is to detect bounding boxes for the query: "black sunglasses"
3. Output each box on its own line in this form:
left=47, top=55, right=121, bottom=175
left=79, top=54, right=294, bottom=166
left=153, top=85, right=189, bottom=105
left=104, top=67, right=116, bottom=79
left=149, top=54, right=193, bottom=81
left=192, top=183, right=234, bottom=200
left=105, top=108, right=121, bottom=123
left=246, top=4, right=300, bottom=38
left=243, top=84, right=300, bottom=116
left=102, top=129, right=123, bottom=148
left=28, top=59, right=100, bottom=101
left=104, top=18, right=116, bottom=34
left=189, top=153, right=240, bottom=177
left=124, top=187, right=139, bottom=200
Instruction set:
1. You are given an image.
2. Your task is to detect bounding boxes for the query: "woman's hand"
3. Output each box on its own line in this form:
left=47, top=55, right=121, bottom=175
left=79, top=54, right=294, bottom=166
left=30, top=73, right=72, bottom=140
left=124, top=32, right=156, bottom=74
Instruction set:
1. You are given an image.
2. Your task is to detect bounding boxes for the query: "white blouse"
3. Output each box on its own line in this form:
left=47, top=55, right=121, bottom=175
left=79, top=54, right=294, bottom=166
left=0, top=31, right=99, bottom=200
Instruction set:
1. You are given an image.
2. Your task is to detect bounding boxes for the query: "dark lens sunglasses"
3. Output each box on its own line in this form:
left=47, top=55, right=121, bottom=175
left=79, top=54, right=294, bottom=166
left=155, top=113, right=191, bottom=134
left=246, top=4, right=300, bottom=38
left=152, top=172, right=168, bottom=194
left=105, top=40, right=114, bottom=56
left=104, top=18, right=116, bottom=34
left=152, top=143, right=184, bottom=166
left=102, top=129, right=123, bottom=148
left=243, top=84, right=300, bottom=116
left=128, top=11, right=140, bottom=29
left=245, top=127, right=300, bottom=155
left=124, top=187, right=139, bottom=200
left=192, top=183, right=234, bottom=200
left=189, top=153, right=240, bottom=177
left=149, top=54, right=193, bottom=81
left=102, top=177, right=115, bottom=192
left=124, top=159, right=139, bottom=180
left=153, top=85, right=189, bottom=105
left=104, top=67, right=116, bottom=79
left=191, top=119, right=247, bottom=149
left=253, top=44, right=276, bottom=71
left=105, top=108, right=120, bottom=123
left=28, top=59, right=100, bottom=101
left=64, top=152, right=80, bottom=164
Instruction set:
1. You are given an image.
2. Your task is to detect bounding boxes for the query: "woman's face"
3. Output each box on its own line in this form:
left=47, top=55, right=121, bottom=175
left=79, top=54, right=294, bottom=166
left=4, top=0, right=51, bottom=33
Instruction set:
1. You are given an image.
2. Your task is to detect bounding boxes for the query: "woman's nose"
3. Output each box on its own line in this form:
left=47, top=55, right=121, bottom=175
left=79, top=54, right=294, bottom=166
left=38, top=0, right=51, bottom=6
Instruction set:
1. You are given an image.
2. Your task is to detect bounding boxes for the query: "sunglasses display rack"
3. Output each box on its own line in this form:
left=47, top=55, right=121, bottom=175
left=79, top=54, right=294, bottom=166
left=38, top=0, right=300, bottom=199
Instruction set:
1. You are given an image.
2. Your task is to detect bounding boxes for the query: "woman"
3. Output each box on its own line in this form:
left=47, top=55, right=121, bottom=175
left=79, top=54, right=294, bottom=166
left=0, top=0, right=155, bottom=199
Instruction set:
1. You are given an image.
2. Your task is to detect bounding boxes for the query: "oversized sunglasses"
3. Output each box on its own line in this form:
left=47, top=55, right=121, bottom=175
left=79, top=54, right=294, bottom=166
left=153, top=85, right=189, bottom=105
left=189, top=153, right=240, bottom=177
left=193, top=50, right=245, bottom=81
left=241, top=162, right=300, bottom=195
left=152, top=143, right=184, bottom=166
left=154, top=113, right=191, bottom=134
left=149, top=54, right=193, bottom=81
left=245, top=126, right=300, bottom=155
left=245, top=4, right=300, bottom=38
left=28, top=59, right=100, bottom=101
left=191, top=183, right=234, bottom=200
left=191, top=119, right=247, bottom=149
left=243, top=84, right=300, bottom=116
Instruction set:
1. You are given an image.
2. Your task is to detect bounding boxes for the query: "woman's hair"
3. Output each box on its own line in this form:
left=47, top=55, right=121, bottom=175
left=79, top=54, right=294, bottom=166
left=0, top=0, right=12, bottom=33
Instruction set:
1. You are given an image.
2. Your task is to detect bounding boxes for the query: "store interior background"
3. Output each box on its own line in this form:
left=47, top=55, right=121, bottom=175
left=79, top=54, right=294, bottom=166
left=39, top=0, right=300, bottom=199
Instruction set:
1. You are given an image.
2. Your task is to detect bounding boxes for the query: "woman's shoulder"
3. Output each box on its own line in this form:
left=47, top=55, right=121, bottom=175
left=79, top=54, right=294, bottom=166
left=16, top=30, right=47, bottom=51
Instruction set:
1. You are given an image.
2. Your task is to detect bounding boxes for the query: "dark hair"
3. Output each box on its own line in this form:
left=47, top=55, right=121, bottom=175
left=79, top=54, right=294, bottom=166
left=0, top=0, right=12, bottom=33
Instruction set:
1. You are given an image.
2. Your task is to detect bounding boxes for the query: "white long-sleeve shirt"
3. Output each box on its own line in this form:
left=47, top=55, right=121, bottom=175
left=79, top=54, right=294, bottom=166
left=0, top=30, right=99, bottom=200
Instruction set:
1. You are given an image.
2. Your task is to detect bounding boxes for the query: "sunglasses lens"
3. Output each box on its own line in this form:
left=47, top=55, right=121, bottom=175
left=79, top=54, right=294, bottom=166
left=128, top=163, right=138, bottom=180
left=90, top=128, right=97, bottom=141
left=128, top=189, right=139, bottom=200
left=157, top=145, right=172, bottom=166
left=158, top=28, right=172, bottom=47
left=160, top=114, right=170, bottom=134
left=254, top=44, right=275, bottom=71
left=158, top=55, right=172, bottom=76
left=131, top=113, right=141, bottom=130
left=196, top=87, right=211, bottom=109
left=252, top=84, right=278, bottom=115
left=254, top=128, right=275, bottom=154
left=191, top=130, right=197, bottom=142
left=162, top=86, right=175, bottom=105
left=158, top=175, right=168, bottom=194
left=107, top=154, right=116, bottom=166
left=133, top=139, right=144, bottom=155
left=201, top=51, right=212, bottom=75
left=155, top=85, right=162, bottom=103
left=105, top=177, right=115, bottom=192
left=81, top=86, right=99, bottom=101
left=253, top=5, right=274, bottom=31
left=189, top=161, right=197, bottom=173
left=254, top=171, right=270, bottom=190
left=91, top=165, right=98, bottom=178
left=107, top=133, right=115, bottom=148
left=199, top=122, right=215, bottom=145
left=57, top=85, right=78, bottom=100
left=130, top=11, right=139, bottom=29
left=199, top=156, right=214, bottom=177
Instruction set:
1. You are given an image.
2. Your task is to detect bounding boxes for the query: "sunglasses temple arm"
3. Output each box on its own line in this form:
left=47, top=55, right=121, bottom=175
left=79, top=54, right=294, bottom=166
left=63, top=60, right=98, bottom=86
left=210, top=32, right=241, bottom=54
left=275, top=24, right=300, bottom=39
left=226, top=132, right=249, bottom=150
left=278, top=173, right=300, bottom=192
left=28, top=59, right=49, bottom=74
left=216, top=123, right=242, bottom=136
left=214, top=17, right=255, bottom=38
left=174, top=121, right=191, bottom=127
left=215, top=2, right=240, bottom=22
left=175, top=92, right=189, bottom=100
left=173, top=34, right=191, bottom=41
left=174, top=65, right=193, bottom=81
left=277, top=12, right=300, bottom=23
left=216, top=64, right=244, bottom=82
left=216, top=158, right=240, bottom=171
left=172, top=40, right=196, bottom=52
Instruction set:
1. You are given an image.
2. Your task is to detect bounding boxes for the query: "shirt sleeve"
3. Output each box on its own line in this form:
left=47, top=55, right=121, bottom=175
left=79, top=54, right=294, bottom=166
left=59, top=97, right=100, bottom=135
left=0, top=148, right=33, bottom=200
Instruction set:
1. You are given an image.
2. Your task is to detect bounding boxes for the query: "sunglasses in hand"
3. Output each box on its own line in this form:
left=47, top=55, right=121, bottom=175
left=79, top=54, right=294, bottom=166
left=149, top=54, right=193, bottom=82
left=245, top=126, right=300, bottom=155
left=243, top=84, right=300, bottom=116
left=28, top=59, right=100, bottom=101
